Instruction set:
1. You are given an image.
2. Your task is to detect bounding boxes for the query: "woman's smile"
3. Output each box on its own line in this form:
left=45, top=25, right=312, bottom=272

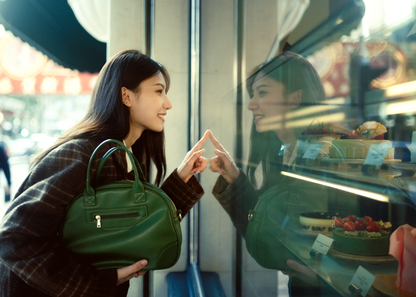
left=253, top=114, right=264, bottom=123
left=158, top=113, right=166, bottom=122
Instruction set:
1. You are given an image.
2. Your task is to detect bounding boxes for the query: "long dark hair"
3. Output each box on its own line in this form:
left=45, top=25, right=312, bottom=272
left=246, top=52, right=326, bottom=191
left=33, top=50, right=170, bottom=185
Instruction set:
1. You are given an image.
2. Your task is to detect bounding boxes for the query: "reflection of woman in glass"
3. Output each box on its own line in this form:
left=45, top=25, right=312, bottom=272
left=209, top=52, right=341, bottom=296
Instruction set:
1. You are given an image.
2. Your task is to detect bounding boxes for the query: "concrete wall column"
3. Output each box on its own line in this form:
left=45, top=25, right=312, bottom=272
left=107, top=0, right=145, bottom=59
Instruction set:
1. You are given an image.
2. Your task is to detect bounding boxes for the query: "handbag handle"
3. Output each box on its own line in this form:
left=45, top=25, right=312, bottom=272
left=95, top=146, right=146, bottom=183
left=84, top=139, right=145, bottom=206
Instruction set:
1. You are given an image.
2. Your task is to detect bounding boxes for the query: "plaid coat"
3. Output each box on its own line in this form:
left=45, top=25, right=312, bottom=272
left=0, top=139, right=204, bottom=296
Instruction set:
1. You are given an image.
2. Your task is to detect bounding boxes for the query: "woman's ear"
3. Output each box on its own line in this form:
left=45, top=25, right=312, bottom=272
left=289, top=89, right=303, bottom=108
left=121, top=87, right=131, bottom=107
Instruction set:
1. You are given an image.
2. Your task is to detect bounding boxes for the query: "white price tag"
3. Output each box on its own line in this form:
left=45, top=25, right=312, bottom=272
left=311, top=234, right=333, bottom=255
left=349, top=266, right=376, bottom=296
left=302, top=144, right=323, bottom=160
left=363, top=142, right=392, bottom=166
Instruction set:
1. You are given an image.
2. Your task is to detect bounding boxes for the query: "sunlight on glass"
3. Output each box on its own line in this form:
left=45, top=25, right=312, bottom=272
left=386, top=100, right=416, bottom=115
left=281, top=171, right=389, bottom=202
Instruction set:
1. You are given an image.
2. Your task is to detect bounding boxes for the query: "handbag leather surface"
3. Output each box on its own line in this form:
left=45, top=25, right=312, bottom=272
left=60, top=139, right=182, bottom=270
left=245, top=181, right=298, bottom=271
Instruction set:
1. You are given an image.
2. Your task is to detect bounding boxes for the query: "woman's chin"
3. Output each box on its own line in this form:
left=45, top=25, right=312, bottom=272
left=151, top=128, right=164, bottom=133
left=255, top=124, right=268, bottom=133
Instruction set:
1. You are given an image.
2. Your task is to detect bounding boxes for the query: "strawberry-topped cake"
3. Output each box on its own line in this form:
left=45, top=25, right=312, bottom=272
left=332, top=215, right=392, bottom=256
left=328, top=122, right=395, bottom=159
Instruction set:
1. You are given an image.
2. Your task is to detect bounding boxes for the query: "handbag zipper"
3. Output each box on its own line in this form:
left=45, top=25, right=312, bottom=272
left=165, top=194, right=182, bottom=222
left=94, top=212, right=139, bottom=228
left=143, top=185, right=182, bottom=221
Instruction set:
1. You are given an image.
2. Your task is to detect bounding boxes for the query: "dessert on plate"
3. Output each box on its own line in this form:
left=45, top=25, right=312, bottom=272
left=331, top=214, right=392, bottom=256
left=299, top=212, right=342, bottom=235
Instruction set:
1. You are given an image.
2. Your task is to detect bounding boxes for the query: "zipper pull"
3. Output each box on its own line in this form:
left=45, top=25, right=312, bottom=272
left=248, top=210, right=254, bottom=222
left=95, top=215, right=102, bottom=228
left=177, top=210, right=182, bottom=222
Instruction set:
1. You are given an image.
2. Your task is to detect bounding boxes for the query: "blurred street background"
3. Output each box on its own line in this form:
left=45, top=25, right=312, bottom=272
left=0, top=154, right=31, bottom=218
left=0, top=155, right=30, bottom=217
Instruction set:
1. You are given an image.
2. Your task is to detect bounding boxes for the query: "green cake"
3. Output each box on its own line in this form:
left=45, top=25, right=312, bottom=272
left=331, top=215, right=391, bottom=256
left=332, top=229, right=390, bottom=256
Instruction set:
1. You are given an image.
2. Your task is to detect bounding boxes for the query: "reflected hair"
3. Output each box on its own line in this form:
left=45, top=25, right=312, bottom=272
left=32, top=50, right=170, bottom=185
left=246, top=52, right=326, bottom=191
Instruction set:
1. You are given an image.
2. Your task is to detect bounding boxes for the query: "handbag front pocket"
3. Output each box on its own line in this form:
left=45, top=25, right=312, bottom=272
left=86, top=206, right=147, bottom=230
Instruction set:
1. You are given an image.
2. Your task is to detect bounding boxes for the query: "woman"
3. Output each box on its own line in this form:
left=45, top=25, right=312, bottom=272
left=209, top=52, right=342, bottom=296
left=0, top=50, right=208, bottom=296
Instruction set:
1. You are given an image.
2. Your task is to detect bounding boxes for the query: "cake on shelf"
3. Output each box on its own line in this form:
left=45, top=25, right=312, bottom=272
left=331, top=215, right=392, bottom=256
left=299, top=212, right=342, bottom=235
left=328, top=122, right=395, bottom=159
left=301, top=126, right=342, bottom=155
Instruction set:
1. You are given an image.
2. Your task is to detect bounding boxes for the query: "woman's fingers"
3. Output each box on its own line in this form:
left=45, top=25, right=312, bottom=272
left=116, top=259, right=148, bottom=286
left=190, top=130, right=210, bottom=154
left=214, top=149, right=233, bottom=166
left=191, top=157, right=208, bottom=174
left=208, top=131, right=226, bottom=152
left=177, top=149, right=206, bottom=182
left=286, top=260, right=317, bottom=279
left=208, top=156, right=226, bottom=173
left=208, top=157, right=219, bottom=172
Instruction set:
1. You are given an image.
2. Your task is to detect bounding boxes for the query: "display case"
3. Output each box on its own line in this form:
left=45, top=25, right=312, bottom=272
left=199, top=0, right=416, bottom=296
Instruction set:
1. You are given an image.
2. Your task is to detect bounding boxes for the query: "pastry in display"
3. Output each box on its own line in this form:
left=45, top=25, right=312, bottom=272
left=329, top=121, right=395, bottom=159
left=299, top=212, right=342, bottom=235
left=301, top=126, right=342, bottom=155
left=331, top=215, right=392, bottom=256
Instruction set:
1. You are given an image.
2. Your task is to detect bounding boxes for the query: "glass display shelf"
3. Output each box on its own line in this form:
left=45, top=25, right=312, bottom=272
left=279, top=222, right=399, bottom=296
left=284, top=161, right=410, bottom=207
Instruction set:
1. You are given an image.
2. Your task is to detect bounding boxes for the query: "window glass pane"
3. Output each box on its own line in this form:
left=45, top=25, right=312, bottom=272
left=200, top=1, right=416, bottom=296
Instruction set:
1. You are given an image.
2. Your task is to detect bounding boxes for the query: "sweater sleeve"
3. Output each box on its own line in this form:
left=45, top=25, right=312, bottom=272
left=0, top=141, right=118, bottom=297
left=161, top=169, right=204, bottom=216
left=212, top=170, right=258, bottom=237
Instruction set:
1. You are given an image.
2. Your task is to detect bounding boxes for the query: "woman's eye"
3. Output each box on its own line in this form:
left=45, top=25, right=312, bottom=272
left=258, top=90, right=267, bottom=96
left=156, top=90, right=163, bottom=94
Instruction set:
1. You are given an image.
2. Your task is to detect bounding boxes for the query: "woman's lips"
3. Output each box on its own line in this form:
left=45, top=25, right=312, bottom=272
left=158, top=114, right=166, bottom=123
left=253, top=115, right=264, bottom=123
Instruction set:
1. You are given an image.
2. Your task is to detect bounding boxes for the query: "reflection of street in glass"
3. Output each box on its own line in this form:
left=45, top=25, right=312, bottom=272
left=0, top=156, right=30, bottom=218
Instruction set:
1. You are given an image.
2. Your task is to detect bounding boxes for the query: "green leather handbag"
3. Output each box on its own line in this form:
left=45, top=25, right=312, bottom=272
left=60, top=139, right=182, bottom=270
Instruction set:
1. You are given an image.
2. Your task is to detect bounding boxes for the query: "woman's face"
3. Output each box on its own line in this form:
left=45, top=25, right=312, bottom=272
left=247, top=74, right=291, bottom=133
left=125, top=72, right=172, bottom=135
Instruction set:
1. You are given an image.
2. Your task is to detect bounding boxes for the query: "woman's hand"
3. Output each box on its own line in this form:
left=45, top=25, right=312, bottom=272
left=116, top=260, right=148, bottom=286
left=284, top=259, right=319, bottom=287
left=208, top=132, right=239, bottom=184
left=177, top=130, right=209, bottom=183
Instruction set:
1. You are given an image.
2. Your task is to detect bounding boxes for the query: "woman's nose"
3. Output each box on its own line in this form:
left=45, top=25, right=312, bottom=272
left=164, top=95, right=172, bottom=110
left=247, top=95, right=257, bottom=111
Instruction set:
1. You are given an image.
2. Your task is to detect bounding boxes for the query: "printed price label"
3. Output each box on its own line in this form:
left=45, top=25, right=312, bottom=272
left=302, top=144, right=324, bottom=160
left=363, top=142, right=392, bottom=166
left=311, top=234, right=333, bottom=255
left=349, top=266, right=376, bottom=296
